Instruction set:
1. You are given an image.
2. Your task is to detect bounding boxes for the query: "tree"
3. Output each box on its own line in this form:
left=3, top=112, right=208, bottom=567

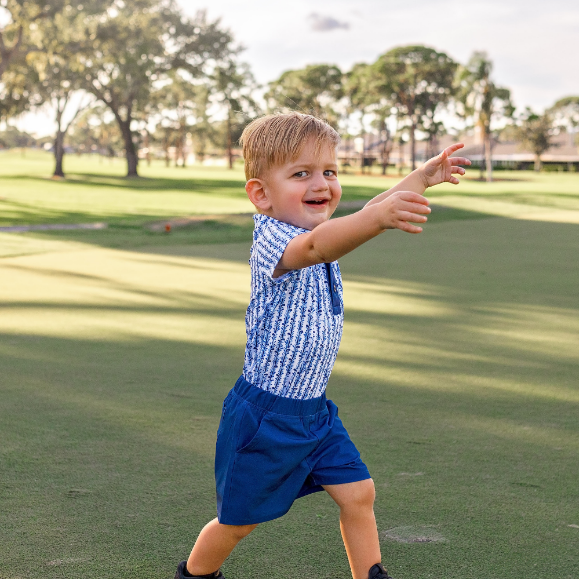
left=78, top=1, right=238, bottom=177
left=0, top=124, right=36, bottom=147
left=342, top=62, right=373, bottom=171
left=455, top=51, right=513, bottom=182
left=421, top=117, right=446, bottom=159
left=26, top=5, right=95, bottom=177
left=0, top=56, right=41, bottom=120
left=67, top=106, right=123, bottom=159
left=265, top=64, right=343, bottom=126
left=370, top=45, right=457, bottom=170
left=0, top=0, right=69, bottom=79
left=516, top=108, right=556, bottom=171
left=213, top=58, right=259, bottom=169
left=550, top=96, right=579, bottom=142
left=151, top=72, right=213, bottom=167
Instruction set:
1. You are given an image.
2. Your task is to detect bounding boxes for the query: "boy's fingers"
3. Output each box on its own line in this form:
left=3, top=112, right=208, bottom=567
left=402, top=201, right=431, bottom=214
left=444, top=143, right=465, bottom=156
left=451, top=166, right=466, bottom=175
left=400, top=211, right=428, bottom=223
left=399, top=191, right=429, bottom=204
left=397, top=220, right=424, bottom=234
left=449, top=156, right=471, bottom=166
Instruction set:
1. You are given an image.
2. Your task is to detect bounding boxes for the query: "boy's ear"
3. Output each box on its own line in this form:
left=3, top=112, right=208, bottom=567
left=246, top=178, right=271, bottom=211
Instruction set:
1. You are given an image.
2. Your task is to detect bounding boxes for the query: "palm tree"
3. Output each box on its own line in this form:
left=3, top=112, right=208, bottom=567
left=455, top=52, right=513, bottom=182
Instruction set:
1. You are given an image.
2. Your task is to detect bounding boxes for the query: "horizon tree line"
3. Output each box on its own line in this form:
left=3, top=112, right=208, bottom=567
left=1, top=0, right=578, bottom=179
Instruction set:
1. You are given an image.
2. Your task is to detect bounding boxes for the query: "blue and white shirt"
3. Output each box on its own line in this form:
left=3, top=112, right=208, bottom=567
left=243, top=214, right=344, bottom=400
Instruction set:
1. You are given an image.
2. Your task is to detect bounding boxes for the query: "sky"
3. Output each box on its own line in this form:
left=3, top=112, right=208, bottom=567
left=15, top=0, right=579, bottom=137
left=178, top=0, right=579, bottom=110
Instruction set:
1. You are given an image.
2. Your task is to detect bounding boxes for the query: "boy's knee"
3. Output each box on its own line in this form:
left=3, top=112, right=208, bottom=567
left=227, top=522, right=258, bottom=540
left=329, top=478, right=376, bottom=512
left=343, top=479, right=376, bottom=511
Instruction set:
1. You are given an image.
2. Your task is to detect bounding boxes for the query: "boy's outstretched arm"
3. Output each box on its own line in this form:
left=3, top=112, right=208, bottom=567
left=277, top=190, right=430, bottom=273
left=276, top=143, right=471, bottom=274
left=364, top=143, right=471, bottom=208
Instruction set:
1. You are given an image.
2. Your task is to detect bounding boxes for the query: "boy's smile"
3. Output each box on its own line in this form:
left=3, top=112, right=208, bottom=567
left=246, top=139, right=342, bottom=231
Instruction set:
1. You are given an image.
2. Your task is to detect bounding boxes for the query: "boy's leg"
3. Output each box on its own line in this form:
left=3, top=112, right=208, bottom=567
left=186, top=518, right=258, bottom=575
left=323, top=479, right=381, bottom=579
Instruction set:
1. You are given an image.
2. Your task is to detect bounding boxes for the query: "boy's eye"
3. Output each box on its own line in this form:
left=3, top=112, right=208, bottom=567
left=293, top=171, right=308, bottom=178
left=324, top=170, right=336, bottom=177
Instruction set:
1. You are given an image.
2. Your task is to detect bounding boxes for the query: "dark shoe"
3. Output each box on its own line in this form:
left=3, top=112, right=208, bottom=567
left=368, top=563, right=394, bottom=579
left=175, top=560, right=224, bottom=579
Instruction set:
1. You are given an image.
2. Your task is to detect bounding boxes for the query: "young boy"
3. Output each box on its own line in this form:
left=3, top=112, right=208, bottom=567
left=175, top=113, right=470, bottom=579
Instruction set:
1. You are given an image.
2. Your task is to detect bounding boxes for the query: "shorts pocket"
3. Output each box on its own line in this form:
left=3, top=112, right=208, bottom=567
left=235, top=403, right=267, bottom=453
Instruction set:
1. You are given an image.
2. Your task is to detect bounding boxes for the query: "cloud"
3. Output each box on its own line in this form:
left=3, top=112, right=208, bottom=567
left=308, top=13, right=350, bottom=32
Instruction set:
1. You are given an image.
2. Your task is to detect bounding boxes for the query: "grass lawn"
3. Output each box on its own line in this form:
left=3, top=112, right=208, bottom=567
left=1, top=153, right=578, bottom=579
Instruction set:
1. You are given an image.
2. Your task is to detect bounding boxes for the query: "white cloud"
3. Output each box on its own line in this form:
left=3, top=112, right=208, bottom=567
left=308, top=13, right=350, bottom=31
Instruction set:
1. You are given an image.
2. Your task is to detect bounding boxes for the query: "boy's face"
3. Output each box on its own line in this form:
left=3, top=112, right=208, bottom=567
left=251, top=139, right=342, bottom=231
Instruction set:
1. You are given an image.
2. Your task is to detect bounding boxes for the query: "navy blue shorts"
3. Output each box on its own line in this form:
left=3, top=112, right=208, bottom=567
left=215, top=376, right=371, bottom=525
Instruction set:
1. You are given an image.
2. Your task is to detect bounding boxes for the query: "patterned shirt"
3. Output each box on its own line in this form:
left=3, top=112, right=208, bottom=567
left=243, top=214, right=344, bottom=400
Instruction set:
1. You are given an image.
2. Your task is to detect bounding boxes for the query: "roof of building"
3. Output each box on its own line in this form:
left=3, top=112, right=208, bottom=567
left=338, top=131, right=579, bottom=163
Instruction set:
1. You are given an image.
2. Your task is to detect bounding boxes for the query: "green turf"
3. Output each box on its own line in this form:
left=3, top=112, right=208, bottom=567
left=1, top=155, right=578, bottom=579
left=2, top=149, right=579, bottom=255
left=2, top=150, right=579, bottom=229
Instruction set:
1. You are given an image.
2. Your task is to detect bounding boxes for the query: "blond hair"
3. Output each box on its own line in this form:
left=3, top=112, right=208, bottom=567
left=240, top=112, right=341, bottom=180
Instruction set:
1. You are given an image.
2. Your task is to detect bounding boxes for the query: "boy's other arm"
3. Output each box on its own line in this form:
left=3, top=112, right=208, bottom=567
left=364, top=143, right=471, bottom=208
left=275, top=191, right=429, bottom=274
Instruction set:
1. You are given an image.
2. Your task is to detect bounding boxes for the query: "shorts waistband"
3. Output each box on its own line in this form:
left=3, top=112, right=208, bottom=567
left=234, top=375, right=327, bottom=416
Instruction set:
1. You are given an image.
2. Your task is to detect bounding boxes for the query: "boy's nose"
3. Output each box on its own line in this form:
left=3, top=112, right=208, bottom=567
left=311, top=173, right=329, bottom=191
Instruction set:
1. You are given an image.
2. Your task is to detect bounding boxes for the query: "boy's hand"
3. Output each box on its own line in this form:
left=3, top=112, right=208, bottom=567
left=419, top=143, right=471, bottom=187
left=377, top=190, right=431, bottom=234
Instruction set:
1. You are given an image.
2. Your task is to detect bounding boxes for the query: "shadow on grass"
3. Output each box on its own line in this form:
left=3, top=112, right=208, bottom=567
left=1, top=173, right=249, bottom=193
left=1, top=217, right=578, bottom=578
left=1, top=172, right=394, bottom=201
left=1, top=204, right=497, bottom=255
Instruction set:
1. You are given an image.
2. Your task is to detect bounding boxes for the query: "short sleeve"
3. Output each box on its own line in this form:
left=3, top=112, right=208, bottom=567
left=251, top=215, right=307, bottom=280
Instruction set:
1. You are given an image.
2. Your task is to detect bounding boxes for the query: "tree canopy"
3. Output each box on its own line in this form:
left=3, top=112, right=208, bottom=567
left=1, top=7, right=574, bottom=177
left=77, top=1, right=238, bottom=176
left=370, top=45, right=457, bottom=169
left=266, top=64, right=343, bottom=126
left=516, top=108, right=557, bottom=171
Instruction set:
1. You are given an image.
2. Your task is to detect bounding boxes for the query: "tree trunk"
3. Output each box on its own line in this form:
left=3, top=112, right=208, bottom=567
left=180, top=126, right=186, bottom=168
left=174, top=133, right=181, bottom=167
left=480, top=140, right=485, bottom=181
left=534, top=155, right=542, bottom=171
left=358, top=131, right=365, bottom=175
left=118, top=120, right=138, bottom=177
left=381, top=121, right=390, bottom=175
left=410, top=120, right=416, bottom=171
left=144, top=129, right=151, bottom=167
left=52, top=101, right=66, bottom=178
left=485, top=133, right=493, bottom=183
left=227, top=107, right=233, bottom=170
left=398, top=140, right=404, bottom=175
left=164, top=135, right=170, bottom=167
left=53, top=131, right=65, bottom=178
